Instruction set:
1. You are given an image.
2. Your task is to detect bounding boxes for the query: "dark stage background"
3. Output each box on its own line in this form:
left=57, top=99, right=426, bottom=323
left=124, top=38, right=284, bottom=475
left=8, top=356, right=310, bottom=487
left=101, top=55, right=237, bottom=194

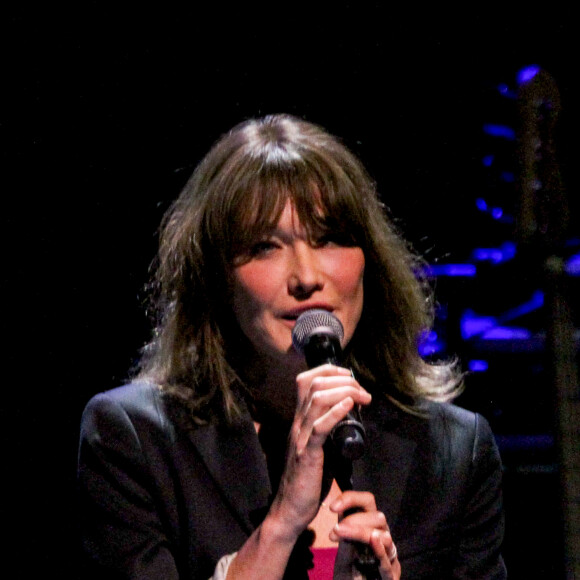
left=3, top=5, right=578, bottom=578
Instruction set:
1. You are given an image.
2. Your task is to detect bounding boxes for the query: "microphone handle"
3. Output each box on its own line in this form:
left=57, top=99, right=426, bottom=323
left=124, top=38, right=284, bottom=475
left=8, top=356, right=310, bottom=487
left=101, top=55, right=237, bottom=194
left=335, top=455, right=381, bottom=579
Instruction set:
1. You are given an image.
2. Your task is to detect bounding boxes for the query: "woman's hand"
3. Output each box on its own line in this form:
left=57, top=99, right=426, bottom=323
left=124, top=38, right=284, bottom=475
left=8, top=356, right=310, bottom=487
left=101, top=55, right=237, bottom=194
left=228, top=366, right=375, bottom=579
left=266, top=364, right=372, bottom=542
left=329, top=491, right=401, bottom=580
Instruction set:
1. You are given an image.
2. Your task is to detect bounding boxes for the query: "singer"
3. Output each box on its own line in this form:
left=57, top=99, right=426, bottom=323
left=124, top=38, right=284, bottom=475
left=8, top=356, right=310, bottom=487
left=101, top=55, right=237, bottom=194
left=78, top=115, right=506, bottom=579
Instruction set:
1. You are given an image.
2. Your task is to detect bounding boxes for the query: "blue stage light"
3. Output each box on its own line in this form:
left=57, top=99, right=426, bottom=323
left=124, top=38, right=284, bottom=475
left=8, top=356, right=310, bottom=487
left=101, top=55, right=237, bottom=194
left=461, top=311, right=497, bottom=339
left=501, top=290, right=544, bottom=320
left=483, top=123, right=516, bottom=140
left=471, top=241, right=516, bottom=264
left=482, top=155, right=494, bottom=167
left=517, top=65, right=541, bottom=85
left=418, top=341, right=444, bottom=357
left=482, top=327, right=532, bottom=340
left=468, top=360, right=489, bottom=372
left=566, top=253, right=580, bottom=276
left=476, top=198, right=488, bottom=211
left=427, top=264, right=477, bottom=277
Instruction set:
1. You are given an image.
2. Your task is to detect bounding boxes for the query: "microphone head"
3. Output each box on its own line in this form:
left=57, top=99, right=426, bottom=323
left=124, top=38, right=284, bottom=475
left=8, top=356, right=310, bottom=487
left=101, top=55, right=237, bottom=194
left=292, top=309, right=344, bottom=355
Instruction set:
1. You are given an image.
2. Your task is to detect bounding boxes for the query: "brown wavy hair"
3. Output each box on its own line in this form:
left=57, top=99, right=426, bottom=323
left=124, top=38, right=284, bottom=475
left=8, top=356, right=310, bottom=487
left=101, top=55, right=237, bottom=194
left=137, top=114, right=462, bottom=421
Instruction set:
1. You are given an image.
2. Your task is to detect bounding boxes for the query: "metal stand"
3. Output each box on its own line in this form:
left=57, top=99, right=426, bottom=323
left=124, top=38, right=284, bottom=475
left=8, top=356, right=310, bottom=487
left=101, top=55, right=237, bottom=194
left=517, top=68, right=579, bottom=579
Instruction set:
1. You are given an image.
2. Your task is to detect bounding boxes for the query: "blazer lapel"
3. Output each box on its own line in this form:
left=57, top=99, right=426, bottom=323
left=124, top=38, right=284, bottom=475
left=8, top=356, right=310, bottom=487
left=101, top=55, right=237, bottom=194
left=188, top=411, right=272, bottom=535
left=352, top=401, right=417, bottom=529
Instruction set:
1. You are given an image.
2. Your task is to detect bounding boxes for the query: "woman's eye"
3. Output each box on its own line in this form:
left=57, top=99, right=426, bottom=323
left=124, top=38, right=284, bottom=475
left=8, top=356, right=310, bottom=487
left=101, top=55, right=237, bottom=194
left=312, top=234, right=352, bottom=248
left=249, top=240, right=278, bottom=256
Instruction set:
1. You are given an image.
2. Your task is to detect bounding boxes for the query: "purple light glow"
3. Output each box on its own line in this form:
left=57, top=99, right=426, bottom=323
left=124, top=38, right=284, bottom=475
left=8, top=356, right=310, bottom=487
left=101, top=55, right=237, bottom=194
left=517, top=65, right=541, bottom=85
left=468, top=360, right=489, bottom=372
left=483, top=123, right=516, bottom=140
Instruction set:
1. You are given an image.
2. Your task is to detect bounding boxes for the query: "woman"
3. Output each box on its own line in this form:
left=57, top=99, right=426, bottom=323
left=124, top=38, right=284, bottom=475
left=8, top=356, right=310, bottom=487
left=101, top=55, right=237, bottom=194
left=78, top=114, right=506, bottom=579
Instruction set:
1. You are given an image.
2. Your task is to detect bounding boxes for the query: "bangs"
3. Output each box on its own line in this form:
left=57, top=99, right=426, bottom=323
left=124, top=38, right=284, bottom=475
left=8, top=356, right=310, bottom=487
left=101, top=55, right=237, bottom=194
left=222, top=164, right=367, bottom=263
left=199, top=117, right=375, bottom=269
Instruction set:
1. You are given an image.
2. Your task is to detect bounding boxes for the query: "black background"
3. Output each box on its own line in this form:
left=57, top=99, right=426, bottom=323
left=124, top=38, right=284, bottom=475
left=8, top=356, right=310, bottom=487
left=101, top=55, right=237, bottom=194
left=3, top=5, right=578, bottom=578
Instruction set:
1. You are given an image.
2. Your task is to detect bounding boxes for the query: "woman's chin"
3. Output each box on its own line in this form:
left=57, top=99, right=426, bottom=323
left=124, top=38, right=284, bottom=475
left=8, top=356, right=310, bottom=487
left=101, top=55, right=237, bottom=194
left=270, top=346, right=308, bottom=371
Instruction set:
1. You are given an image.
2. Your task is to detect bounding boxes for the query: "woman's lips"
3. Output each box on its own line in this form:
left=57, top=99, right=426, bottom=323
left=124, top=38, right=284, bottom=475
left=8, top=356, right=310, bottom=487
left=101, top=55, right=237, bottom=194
left=281, top=305, right=334, bottom=320
left=279, top=305, right=335, bottom=328
left=280, top=317, right=298, bottom=329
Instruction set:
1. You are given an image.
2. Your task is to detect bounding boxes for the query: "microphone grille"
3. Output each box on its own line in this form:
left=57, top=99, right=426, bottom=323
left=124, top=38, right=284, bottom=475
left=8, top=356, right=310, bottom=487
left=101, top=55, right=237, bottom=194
left=292, top=309, right=344, bottom=354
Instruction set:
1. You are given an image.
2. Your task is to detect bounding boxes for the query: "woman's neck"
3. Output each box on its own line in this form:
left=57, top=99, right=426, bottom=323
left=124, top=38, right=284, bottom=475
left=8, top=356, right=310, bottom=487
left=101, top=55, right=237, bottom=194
left=241, top=352, right=305, bottom=423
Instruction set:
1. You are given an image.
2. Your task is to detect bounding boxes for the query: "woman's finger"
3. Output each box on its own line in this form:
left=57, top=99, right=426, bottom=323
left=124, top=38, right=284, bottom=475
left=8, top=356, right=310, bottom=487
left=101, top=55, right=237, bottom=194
left=296, top=396, right=355, bottom=454
left=299, top=382, right=370, bottom=425
left=369, top=530, right=400, bottom=579
left=328, top=490, right=400, bottom=578
left=329, top=490, right=379, bottom=516
left=329, top=510, right=387, bottom=543
left=293, top=371, right=371, bottom=452
left=295, top=364, right=359, bottom=409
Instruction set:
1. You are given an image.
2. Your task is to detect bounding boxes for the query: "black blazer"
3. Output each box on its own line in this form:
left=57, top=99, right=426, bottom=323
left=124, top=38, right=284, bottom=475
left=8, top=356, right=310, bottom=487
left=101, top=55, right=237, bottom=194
left=78, top=381, right=506, bottom=579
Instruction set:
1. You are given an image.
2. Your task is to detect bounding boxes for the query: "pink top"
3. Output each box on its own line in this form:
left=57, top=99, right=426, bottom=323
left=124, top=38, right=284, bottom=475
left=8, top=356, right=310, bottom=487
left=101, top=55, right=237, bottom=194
left=308, top=547, right=338, bottom=580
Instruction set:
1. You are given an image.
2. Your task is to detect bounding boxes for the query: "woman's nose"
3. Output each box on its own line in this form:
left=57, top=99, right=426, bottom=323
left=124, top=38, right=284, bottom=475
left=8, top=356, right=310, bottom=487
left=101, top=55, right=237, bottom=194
left=287, top=244, right=324, bottom=297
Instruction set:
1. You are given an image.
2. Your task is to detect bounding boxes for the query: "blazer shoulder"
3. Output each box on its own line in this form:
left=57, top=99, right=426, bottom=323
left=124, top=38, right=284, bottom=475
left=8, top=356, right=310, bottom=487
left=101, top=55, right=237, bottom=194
left=424, top=400, right=492, bottom=434
left=417, top=400, right=499, bottom=463
left=427, top=399, right=477, bottom=424
left=80, top=381, right=176, bottom=445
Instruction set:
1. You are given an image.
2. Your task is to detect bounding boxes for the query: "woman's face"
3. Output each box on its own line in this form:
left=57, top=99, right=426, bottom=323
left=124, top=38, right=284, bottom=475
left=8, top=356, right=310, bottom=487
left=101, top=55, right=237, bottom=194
left=230, top=200, right=365, bottom=366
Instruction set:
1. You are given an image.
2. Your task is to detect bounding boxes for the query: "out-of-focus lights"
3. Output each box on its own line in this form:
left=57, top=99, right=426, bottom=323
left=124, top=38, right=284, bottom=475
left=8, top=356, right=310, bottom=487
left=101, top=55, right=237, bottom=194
left=418, top=342, right=444, bottom=357
left=461, top=312, right=496, bottom=339
left=461, top=290, right=542, bottom=340
left=496, top=83, right=517, bottom=99
left=424, top=331, right=438, bottom=342
left=491, top=207, right=504, bottom=219
left=473, top=248, right=503, bottom=263
left=517, top=65, right=541, bottom=85
left=482, top=154, right=494, bottom=167
left=418, top=330, right=445, bottom=357
left=482, top=327, right=532, bottom=340
left=500, top=171, right=515, bottom=183
left=427, top=264, right=477, bottom=277
left=496, top=434, right=554, bottom=451
left=483, top=123, right=516, bottom=140
left=471, top=241, right=516, bottom=264
left=475, top=199, right=513, bottom=223
left=501, top=290, right=544, bottom=321
left=468, top=360, right=489, bottom=372
left=566, top=253, right=580, bottom=276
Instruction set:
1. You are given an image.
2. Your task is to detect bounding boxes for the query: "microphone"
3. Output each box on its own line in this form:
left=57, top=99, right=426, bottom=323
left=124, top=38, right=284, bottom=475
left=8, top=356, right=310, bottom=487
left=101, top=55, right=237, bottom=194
left=292, top=309, right=366, bottom=460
